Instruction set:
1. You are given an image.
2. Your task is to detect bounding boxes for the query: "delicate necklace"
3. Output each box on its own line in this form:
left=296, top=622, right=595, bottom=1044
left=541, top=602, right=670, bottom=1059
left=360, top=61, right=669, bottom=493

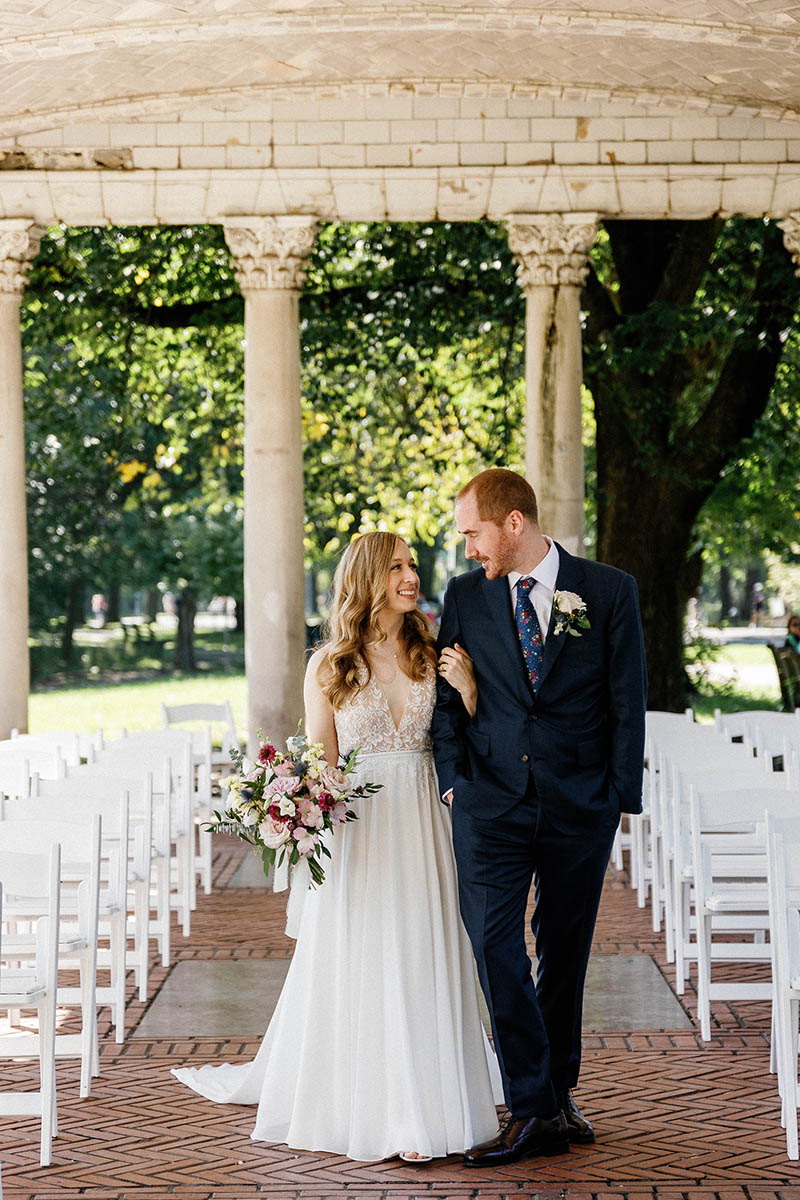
left=365, top=639, right=401, bottom=682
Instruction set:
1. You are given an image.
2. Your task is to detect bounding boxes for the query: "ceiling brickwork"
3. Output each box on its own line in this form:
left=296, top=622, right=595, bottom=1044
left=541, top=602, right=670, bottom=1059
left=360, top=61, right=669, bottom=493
left=2, top=2, right=800, bottom=134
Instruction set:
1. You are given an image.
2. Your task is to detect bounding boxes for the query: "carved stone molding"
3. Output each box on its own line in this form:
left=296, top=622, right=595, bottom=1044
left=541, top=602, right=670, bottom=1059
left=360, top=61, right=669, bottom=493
left=0, top=219, right=43, bottom=295
left=223, top=217, right=319, bottom=292
left=506, top=213, right=599, bottom=289
left=778, top=212, right=800, bottom=277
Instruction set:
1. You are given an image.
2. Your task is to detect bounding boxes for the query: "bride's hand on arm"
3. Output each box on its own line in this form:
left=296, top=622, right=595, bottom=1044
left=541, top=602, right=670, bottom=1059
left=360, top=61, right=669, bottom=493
left=303, top=649, right=339, bottom=766
left=438, top=643, right=478, bottom=719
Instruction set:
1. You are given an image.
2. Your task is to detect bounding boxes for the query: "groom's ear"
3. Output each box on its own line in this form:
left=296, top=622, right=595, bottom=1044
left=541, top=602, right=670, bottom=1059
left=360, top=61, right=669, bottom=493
left=506, top=509, right=525, bottom=535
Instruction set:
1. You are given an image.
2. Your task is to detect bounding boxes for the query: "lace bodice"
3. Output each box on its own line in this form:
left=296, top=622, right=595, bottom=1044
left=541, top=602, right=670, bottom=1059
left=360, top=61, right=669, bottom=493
left=334, top=661, right=435, bottom=756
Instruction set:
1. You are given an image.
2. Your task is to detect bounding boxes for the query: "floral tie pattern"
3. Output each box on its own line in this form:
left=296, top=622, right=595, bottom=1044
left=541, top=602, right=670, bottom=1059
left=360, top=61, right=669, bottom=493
left=515, top=576, right=544, bottom=692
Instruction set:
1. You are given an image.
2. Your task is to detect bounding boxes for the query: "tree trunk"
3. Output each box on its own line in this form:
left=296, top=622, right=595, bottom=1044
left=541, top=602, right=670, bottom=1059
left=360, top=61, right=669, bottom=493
left=175, top=588, right=197, bottom=672
left=146, top=587, right=160, bottom=624
left=106, top=582, right=121, bottom=624
left=719, top=563, right=733, bottom=624
left=415, top=540, right=439, bottom=601
left=60, top=579, right=85, bottom=665
left=585, top=217, right=797, bottom=709
left=234, top=595, right=244, bottom=633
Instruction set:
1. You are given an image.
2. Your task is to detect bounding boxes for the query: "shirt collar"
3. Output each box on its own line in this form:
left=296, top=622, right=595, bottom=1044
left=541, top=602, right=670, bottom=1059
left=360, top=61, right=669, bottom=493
left=508, top=537, right=559, bottom=595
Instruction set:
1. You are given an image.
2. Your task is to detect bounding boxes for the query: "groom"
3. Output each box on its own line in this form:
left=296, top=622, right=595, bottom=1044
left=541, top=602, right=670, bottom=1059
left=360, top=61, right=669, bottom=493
left=433, top=468, right=646, bottom=1165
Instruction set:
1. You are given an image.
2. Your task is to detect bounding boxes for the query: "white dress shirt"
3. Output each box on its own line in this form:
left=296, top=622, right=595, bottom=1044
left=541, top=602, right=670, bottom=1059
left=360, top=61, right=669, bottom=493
left=507, top=537, right=559, bottom=644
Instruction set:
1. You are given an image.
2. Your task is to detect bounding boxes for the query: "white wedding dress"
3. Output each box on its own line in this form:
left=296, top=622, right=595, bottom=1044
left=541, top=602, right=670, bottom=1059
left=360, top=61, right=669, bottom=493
left=172, top=663, right=502, bottom=1161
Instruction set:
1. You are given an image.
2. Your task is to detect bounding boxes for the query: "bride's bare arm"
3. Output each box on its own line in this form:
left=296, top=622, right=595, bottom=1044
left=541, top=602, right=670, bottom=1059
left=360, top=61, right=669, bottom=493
left=303, top=648, right=340, bottom=765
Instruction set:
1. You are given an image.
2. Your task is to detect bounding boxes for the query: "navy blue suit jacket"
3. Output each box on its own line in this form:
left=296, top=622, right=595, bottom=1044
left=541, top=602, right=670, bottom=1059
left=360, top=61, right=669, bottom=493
left=432, top=544, right=647, bottom=831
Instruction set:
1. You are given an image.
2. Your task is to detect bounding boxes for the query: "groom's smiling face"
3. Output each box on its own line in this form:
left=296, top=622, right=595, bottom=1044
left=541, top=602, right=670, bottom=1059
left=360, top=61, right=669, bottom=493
left=455, top=492, right=518, bottom=580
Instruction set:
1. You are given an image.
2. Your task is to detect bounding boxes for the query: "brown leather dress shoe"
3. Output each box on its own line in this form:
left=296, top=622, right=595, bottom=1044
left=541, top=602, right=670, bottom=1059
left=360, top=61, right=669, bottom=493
left=557, top=1088, right=595, bottom=1144
left=463, top=1111, right=570, bottom=1166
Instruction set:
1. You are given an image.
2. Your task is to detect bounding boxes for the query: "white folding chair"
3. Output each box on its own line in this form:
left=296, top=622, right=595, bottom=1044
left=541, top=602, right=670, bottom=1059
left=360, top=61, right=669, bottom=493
left=634, top=709, right=695, bottom=905
left=98, top=735, right=193, bottom=935
left=689, top=786, right=800, bottom=1041
left=35, top=769, right=155, bottom=1000
left=5, top=790, right=130, bottom=1043
left=647, top=724, right=740, bottom=951
left=132, top=725, right=215, bottom=897
left=8, top=730, right=103, bottom=768
left=0, top=747, right=65, bottom=797
left=0, top=846, right=60, bottom=1166
left=766, top=813, right=800, bottom=1159
left=68, top=761, right=170, bottom=972
left=0, top=816, right=101, bottom=1097
left=669, top=757, right=786, bottom=991
left=161, top=700, right=239, bottom=774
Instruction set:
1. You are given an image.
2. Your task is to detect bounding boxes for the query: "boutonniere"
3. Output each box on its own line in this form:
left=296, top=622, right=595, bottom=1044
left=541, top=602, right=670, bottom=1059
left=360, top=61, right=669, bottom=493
left=553, top=590, right=590, bottom=637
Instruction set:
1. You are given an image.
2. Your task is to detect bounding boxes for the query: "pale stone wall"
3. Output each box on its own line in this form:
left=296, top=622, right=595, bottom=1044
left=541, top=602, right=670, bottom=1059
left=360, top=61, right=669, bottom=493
left=5, top=94, right=800, bottom=172
left=1, top=90, right=798, bottom=225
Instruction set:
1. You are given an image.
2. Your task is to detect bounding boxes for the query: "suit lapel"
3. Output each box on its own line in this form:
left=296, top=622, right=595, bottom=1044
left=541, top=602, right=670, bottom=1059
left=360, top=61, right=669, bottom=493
left=481, top=574, right=532, bottom=705
left=536, top=542, right=586, bottom=692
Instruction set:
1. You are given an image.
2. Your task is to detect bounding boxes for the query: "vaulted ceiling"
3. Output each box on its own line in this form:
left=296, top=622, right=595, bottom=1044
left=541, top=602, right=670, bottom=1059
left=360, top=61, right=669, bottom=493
left=2, top=1, right=800, bottom=133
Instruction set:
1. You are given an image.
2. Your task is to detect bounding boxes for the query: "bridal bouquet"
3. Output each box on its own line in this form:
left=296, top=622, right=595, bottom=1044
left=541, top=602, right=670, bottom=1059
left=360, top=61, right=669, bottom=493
left=206, top=729, right=380, bottom=886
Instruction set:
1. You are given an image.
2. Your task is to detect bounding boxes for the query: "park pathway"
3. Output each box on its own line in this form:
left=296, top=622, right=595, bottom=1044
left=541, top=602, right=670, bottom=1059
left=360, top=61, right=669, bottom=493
left=2, top=836, right=798, bottom=1200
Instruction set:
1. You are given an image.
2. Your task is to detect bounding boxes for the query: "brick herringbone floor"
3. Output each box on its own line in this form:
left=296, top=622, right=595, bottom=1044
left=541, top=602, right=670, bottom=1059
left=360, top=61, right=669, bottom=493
left=2, top=837, right=798, bottom=1200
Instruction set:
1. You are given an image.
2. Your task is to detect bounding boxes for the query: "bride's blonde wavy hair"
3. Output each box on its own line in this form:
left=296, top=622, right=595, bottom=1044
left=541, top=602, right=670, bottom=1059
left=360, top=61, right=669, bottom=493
left=317, top=531, right=437, bottom=710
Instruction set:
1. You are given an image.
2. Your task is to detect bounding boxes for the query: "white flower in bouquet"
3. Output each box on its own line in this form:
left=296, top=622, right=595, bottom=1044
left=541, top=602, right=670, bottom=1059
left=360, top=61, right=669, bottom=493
left=302, top=742, right=324, bottom=769
left=241, top=755, right=257, bottom=776
left=261, top=817, right=292, bottom=848
left=286, top=734, right=307, bottom=755
left=321, top=764, right=349, bottom=797
left=277, top=795, right=297, bottom=818
left=240, top=805, right=261, bottom=828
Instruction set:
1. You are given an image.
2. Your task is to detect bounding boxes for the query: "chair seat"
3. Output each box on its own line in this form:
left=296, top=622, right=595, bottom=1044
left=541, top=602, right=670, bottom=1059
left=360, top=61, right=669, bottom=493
left=2, top=931, right=87, bottom=954
left=0, top=971, right=47, bottom=1002
left=707, top=888, right=769, bottom=910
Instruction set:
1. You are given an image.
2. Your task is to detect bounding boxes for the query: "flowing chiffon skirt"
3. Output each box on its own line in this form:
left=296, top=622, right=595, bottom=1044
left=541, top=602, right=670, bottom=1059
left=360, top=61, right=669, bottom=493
left=172, top=749, right=502, bottom=1160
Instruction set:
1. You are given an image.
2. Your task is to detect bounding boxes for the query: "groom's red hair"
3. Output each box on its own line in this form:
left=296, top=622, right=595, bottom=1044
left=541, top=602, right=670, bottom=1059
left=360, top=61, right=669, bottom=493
left=458, top=468, right=539, bottom=526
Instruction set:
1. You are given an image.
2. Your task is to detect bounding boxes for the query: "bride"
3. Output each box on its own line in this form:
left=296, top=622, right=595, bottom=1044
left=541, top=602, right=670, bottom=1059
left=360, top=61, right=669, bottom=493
left=173, top=531, right=501, bottom=1161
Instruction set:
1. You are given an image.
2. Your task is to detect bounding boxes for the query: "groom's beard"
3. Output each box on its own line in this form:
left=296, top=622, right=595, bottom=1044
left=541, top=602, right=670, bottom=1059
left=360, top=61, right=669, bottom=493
left=477, top=530, right=517, bottom=580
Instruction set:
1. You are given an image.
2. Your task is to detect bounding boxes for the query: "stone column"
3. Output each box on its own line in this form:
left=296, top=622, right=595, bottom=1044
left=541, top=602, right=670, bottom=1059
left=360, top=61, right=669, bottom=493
left=0, top=219, right=41, bottom=738
left=506, top=213, right=598, bottom=555
left=223, top=216, right=318, bottom=753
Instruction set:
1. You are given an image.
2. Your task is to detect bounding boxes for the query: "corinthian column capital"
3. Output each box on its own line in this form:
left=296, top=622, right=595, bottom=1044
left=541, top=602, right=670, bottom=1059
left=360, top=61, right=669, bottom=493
left=0, top=218, right=43, bottom=295
left=223, top=216, right=319, bottom=292
left=506, top=213, right=598, bottom=289
left=778, top=212, right=800, bottom=276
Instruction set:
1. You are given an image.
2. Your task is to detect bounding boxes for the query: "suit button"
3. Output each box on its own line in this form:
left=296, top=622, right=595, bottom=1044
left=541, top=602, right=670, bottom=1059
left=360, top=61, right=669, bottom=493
left=529, top=713, right=538, bottom=721
left=521, top=754, right=529, bottom=762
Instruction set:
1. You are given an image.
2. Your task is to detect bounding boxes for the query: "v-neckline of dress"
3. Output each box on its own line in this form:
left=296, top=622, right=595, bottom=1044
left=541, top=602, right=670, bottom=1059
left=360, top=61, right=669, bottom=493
left=372, top=672, right=415, bottom=734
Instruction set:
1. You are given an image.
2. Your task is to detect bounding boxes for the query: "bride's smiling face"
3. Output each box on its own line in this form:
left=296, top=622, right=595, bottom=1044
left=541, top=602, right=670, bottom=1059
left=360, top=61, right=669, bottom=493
left=383, top=539, right=420, bottom=615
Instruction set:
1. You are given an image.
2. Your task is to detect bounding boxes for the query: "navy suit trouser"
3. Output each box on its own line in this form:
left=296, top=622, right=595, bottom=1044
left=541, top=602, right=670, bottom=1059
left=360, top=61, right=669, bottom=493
left=451, top=779, right=616, bottom=1118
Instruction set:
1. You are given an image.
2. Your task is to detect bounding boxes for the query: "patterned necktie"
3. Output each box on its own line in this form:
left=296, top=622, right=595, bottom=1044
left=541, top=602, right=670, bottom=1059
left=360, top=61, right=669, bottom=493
left=515, top=576, right=544, bottom=692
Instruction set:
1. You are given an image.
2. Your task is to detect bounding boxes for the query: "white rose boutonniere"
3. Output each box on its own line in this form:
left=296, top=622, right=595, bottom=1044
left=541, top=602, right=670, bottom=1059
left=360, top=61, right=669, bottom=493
left=553, top=589, right=590, bottom=637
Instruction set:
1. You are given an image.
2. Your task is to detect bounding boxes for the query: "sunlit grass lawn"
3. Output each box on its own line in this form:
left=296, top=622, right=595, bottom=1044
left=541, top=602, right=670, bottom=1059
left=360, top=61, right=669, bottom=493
left=26, top=629, right=785, bottom=736
left=30, top=674, right=248, bottom=740
left=690, top=640, right=782, bottom=721
left=29, top=623, right=248, bottom=738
